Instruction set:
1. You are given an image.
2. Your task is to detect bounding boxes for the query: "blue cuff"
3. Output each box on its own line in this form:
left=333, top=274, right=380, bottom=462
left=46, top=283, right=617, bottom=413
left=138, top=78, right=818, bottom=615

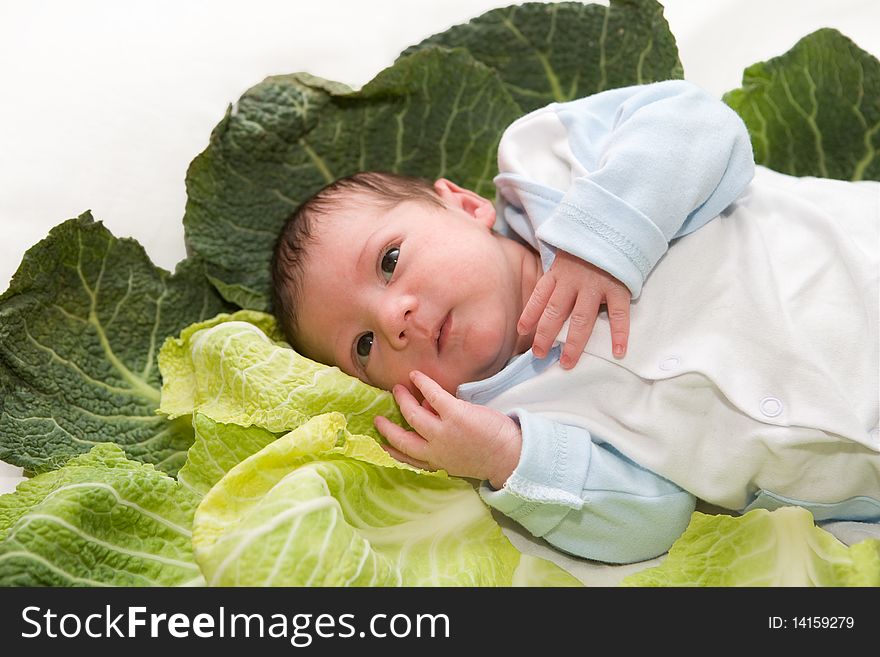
left=479, top=410, right=592, bottom=536
left=535, top=177, right=668, bottom=298
left=480, top=411, right=698, bottom=563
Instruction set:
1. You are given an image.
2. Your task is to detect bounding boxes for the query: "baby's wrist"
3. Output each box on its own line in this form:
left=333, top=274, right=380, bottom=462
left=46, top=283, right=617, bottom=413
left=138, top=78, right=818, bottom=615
left=487, top=421, right=522, bottom=490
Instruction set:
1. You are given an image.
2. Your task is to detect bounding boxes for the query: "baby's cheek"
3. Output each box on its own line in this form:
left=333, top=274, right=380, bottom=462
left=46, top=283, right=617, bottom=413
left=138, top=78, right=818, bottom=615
left=373, top=360, right=415, bottom=396
left=469, top=322, right=511, bottom=374
left=418, top=363, right=468, bottom=398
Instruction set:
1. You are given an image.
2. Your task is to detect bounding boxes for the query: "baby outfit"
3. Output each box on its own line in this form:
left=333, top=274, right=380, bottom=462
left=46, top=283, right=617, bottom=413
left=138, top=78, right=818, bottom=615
left=461, top=80, right=880, bottom=563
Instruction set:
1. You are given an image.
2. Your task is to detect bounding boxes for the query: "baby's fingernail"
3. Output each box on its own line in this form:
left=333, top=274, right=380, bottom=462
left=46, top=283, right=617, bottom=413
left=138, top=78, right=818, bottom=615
left=560, top=355, right=572, bottom=369
left=613, top=344, right=625, bottom=358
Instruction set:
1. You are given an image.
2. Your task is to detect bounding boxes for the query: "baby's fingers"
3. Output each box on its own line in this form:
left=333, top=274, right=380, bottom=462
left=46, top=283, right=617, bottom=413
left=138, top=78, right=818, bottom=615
left=560, top=294, right=601, bottom=369
left=393, top=382, right=442, bottom=437
left=382, top=444, right=432, bottom=471
left=517, top=273, right=556, bottom=336
left=605, top=285, right=631, bottom=358
left=531, top=286, right=576, bottom=359
left=409, top=371, right=458, bottom=420
left=375, top=415, right=430, bottom=464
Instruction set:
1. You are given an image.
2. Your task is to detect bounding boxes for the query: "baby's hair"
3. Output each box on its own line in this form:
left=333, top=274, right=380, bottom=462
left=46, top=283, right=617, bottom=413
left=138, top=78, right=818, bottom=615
left=270, top=171, right=444, bottom=349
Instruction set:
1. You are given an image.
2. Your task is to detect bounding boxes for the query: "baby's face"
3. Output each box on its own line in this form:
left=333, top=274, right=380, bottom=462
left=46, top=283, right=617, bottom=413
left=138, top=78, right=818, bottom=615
left=293, top=181, right=539, bottom=396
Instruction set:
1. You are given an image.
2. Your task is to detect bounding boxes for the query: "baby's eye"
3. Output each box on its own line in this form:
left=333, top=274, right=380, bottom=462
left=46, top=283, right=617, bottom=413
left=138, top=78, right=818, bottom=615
left=380, top=246, right=399, bottom=281
left=355, top=332, right=374, bottom=367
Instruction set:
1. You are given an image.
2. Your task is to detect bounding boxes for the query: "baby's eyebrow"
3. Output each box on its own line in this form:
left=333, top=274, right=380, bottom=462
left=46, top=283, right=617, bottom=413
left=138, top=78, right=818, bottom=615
left=356, top=225, right=384, bottom=274
left=355, top=241, right=369, bottom=273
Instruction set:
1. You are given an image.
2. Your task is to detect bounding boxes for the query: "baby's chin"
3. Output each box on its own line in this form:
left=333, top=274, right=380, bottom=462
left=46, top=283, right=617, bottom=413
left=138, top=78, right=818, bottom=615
left=446, top=346, right=515, bottom=392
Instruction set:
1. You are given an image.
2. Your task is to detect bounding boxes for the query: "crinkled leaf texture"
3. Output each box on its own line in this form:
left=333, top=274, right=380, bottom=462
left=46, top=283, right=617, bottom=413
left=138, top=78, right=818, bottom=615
left=621, top=507, right=880, bottom=587
left=159, top=310, right=404, bottom=497
left=158, top=310, right=404, bottom=440
left=0, top=213, right=232, bottom=476
left=724, top=28, right=880, bottom=181
left=0, top=444, right=203, bottom=586
left=402, top=0, right=682, bottom=113
left=192, top=412, right=581, bottom=586
left=178, top=413, right=279, bottom=497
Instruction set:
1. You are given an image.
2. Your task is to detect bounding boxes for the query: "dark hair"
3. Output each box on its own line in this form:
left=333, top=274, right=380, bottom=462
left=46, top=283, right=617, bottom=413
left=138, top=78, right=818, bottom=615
left=270, top=171, right=444, bottom=349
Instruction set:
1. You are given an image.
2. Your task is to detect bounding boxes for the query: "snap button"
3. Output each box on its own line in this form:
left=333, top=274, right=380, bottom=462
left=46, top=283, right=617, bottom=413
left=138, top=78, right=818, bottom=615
left=658, top=355, right=680, bottom=371
left=760, top=396, right=783, bottom=418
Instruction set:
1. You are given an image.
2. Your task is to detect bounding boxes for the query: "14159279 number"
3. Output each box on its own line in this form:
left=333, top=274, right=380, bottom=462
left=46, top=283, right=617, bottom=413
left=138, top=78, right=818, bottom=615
left=769, top=616, right=855, bottom=629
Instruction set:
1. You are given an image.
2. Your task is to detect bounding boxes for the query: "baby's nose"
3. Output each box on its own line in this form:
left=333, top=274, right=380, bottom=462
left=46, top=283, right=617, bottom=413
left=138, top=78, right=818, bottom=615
left=395, top=309, right=412, bottom=343
left=378, top=293, right=419, bottom=348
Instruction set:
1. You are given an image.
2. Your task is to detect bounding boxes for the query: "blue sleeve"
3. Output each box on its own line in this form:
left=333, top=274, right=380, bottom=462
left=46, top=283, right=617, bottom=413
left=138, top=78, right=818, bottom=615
left=495, top=79, right=755, bottom=297
left=479, top=409, right=696, bottom=564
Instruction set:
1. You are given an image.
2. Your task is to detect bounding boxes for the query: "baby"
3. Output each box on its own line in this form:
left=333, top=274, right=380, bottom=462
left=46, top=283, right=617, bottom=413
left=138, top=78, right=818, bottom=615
left=271, top=80, right=880, bottom=564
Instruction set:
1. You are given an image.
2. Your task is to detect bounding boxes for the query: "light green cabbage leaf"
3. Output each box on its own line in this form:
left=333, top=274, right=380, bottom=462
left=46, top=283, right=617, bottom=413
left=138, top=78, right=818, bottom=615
left=177, top=413, right=279, bottom=497
left=158, top=310, right=405, bottom=440
left=0, top=444, right=203, bottom=586
left=163, top=314, right=578, bottom=586
left=192, top=412, right=581, bottom=586
left=724, top=28, right=880, bottom=181
left=621, top=507, right=880, bottom=586
left=0, top=213, right=232, bottom=476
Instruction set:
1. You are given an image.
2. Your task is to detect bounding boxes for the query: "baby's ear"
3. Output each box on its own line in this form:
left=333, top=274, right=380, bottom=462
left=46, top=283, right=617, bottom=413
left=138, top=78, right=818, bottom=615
left=433, top=178, right=496, bottom=228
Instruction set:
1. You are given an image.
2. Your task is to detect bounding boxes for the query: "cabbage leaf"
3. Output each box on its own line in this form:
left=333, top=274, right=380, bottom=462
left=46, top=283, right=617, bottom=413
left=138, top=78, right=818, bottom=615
left=192, top=412, right=582, bottom=586
left=723, top=28, right=880, bottom=181
left=164, top=315, right=581, bottom=586
left=621, top=507, right=880, bottom=587
left=158, top=310, right=405, bottom=440
left=0, top=444, right=202, bottom=586
left=0, top=214, right=232, bottom=476
left=184, top=49, right=523, bottom=310
left=402, top=0, right=682, bottom=113
left=177, top=413, right=279, bottom=497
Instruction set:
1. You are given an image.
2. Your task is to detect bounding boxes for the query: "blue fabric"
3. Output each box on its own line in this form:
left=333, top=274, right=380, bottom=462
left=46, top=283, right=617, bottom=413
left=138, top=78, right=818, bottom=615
left=744, top=490, right=880, bottom=522
left=457, top=345, right=559, bottom=404
left=478, top=409, right=696, bottom=564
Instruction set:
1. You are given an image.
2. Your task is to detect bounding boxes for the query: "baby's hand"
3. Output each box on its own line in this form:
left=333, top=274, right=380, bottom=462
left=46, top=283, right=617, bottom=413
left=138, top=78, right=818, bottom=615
left=374, top=370, right=522, bottom=490
left=518, top=250, right=631, bottom=368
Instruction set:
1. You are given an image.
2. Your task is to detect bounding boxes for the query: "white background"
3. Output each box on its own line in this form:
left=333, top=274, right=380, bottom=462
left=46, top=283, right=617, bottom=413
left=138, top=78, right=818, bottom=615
left=1, top=0, right=879, bottom=493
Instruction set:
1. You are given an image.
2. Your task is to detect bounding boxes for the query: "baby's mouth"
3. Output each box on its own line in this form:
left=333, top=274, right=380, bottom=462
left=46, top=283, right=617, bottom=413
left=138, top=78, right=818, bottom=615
left=436, top=312, right=451, bottom=355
